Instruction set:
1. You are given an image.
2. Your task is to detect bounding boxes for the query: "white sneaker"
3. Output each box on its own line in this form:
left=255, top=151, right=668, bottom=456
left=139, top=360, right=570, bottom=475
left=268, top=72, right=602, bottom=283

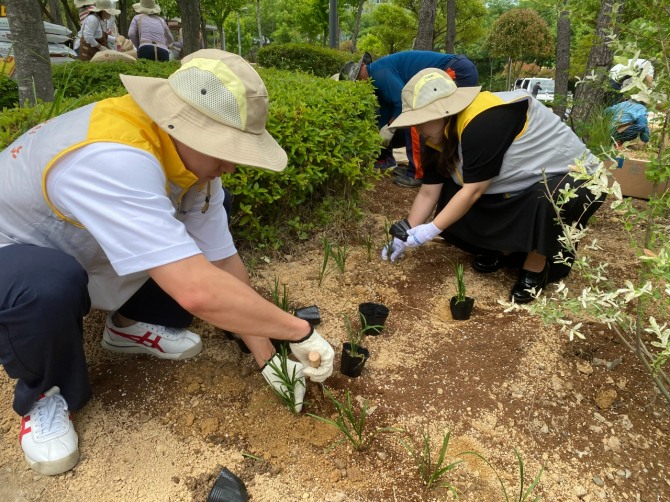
left=20, top=387, right=79, bottom=476
left=102, top=314, right=202, bottom=360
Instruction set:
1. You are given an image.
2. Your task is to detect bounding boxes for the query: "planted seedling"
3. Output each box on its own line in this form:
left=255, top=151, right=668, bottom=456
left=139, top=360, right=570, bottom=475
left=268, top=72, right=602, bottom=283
left=455, top=261, right=466, bottom=303
left=308, top=387, right=395, bottom=451
left=398, top=428, right=462, bottom=493
left=270, top=276, right=290, bottom=312
left=364, top=233, right=373, bottom=262
left=450, top=261, right=475, bottom=320
left=264, top=344, right=305, bottom=415
left=331, top=242, right=349, bottom=275
left=461, top=448, right=544, bottom=502
left=343, top=314, right=383, bottom=358
left=318, top=238, right=332, bottom=287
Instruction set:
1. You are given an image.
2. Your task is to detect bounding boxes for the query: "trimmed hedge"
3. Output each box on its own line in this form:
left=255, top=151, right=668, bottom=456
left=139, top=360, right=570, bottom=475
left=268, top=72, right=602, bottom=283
left=256, top=43, right=361, bottom=79
left=0, top=61, right=380, bottom=251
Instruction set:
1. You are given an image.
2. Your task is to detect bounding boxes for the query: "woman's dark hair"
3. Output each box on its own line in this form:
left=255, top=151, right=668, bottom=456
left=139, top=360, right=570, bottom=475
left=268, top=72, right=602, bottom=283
left=421, top=116, right=459, bottom=178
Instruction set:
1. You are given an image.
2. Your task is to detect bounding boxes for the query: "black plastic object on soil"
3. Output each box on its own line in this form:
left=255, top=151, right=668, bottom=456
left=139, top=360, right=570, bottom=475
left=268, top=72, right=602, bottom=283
left=389, top=218, right=411, bottom=241
left=358, top=302, right=389, bottom=335
left=207, top=467, right=248, bottom=502
left=340, top=342, right=370, bottom=378
left=449, top=296, right=475, bottom=320
left=294, top=305, right=321, bottom=325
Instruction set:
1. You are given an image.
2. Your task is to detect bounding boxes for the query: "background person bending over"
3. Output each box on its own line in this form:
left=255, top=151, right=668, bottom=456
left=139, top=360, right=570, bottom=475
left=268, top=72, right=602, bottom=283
left=0, top=49, right=334, bottom=477
left=605, top=93, right=651, bottom=147
left=339, top=50, right=479, bottom=188
left=382, top=68, right=606, bottom=304
left=128, top=0, right=174, bottom=62
left=78, top=0, right=118, bottom=61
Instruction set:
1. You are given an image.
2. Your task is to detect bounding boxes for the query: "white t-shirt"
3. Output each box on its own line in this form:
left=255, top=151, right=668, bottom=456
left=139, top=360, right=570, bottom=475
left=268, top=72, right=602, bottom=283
left=46, top=142, right=236, bottom=278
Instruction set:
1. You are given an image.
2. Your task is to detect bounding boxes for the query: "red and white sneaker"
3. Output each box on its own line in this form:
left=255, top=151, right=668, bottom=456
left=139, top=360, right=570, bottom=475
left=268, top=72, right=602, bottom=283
left=20, top=387, right=79, bottom=476
left=102, top=314, right=202, bottom=360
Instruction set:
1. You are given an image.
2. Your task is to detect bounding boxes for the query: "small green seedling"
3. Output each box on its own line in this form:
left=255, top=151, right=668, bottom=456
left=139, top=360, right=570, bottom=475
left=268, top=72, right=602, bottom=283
left=454, top=261, right=467, bottom=303
left=398, top=428, right=462, bottom=493
left=318, top=238, right=332, bottom=286
left=331, top=242, right=349, bottom=274
left=264, top=344, right=305, bottom=415
left=270, top=276, right=290, bottom=312
left=308, top=387, right=395, bottom=451
left=343, top=314, right=383, bottom=358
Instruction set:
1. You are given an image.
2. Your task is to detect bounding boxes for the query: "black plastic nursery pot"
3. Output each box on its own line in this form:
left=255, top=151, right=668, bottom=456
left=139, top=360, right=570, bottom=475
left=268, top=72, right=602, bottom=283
left=450, top=296, right=475, bottom=320
left=340, top=342, right=370, bottom=378
left=294, top=305, right=321, bottom=326
left=358, top=302, right=390, bottom=335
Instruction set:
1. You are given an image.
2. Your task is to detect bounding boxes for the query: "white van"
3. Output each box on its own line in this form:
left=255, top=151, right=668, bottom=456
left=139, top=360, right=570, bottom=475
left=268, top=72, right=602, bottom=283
left=515, top=77, right=555, bottom=103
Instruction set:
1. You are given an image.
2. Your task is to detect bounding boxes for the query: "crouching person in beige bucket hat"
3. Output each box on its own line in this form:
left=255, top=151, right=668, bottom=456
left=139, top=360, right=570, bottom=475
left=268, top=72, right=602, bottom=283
left=0, top=50, right=334, bottom=476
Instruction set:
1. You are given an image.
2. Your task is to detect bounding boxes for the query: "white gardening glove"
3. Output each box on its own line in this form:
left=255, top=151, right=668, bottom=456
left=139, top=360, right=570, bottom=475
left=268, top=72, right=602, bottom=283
left=379, top=125, right=396, bottom=147
left=381, top=237, right=407, bottom=262
left=97, top=45, right=109, bottom=52
left=406, top=222, right=441, bottom=248
left=289, top=328, right=334, bottom=383
left=261, top=353, right=306, bottom=413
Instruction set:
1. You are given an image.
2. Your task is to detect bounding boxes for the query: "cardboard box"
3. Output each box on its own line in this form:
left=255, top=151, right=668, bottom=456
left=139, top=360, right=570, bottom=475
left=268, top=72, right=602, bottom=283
left=609, top=158, right=669, bottom=200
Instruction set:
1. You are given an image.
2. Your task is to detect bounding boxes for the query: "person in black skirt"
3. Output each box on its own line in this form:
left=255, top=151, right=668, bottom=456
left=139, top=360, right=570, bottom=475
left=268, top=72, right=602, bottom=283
left=381, top=68, right=606, bottom=303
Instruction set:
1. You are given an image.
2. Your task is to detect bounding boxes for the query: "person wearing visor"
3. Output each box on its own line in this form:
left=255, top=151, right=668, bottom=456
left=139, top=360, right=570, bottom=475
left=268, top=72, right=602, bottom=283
left=382, top=68, right=606, bottom=303
left=0, top=50, right=334, bottom=476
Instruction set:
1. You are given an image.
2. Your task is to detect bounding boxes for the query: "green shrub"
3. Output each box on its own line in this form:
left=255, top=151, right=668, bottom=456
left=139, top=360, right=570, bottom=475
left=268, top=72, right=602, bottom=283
left=0, top=74, right=18, bottom=110
left=224, top=67, right=380, bottom=249
left=256, top=43, right=357, bottom=78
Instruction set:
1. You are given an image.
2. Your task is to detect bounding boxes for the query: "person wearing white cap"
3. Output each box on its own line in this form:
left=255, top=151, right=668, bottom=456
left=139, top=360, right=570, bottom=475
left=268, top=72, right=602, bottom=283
left=0, top=50, right=334, bottom=475
left=128, top=0, right=174, bottom=61
left=382, top=68, right=607, bottom=304
left=78, top=0, right=120, bottom=60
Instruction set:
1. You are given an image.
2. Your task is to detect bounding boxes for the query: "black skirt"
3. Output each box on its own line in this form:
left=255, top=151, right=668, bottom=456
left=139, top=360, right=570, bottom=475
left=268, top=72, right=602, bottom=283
left=436, top=174, right=607, bottom=280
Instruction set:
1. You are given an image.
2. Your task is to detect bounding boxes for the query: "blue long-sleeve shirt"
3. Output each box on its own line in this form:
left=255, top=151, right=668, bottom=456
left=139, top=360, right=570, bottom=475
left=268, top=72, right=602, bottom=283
left=605, top=100, right=650, bottom=142
left=366, top=51, right=460, bottom=128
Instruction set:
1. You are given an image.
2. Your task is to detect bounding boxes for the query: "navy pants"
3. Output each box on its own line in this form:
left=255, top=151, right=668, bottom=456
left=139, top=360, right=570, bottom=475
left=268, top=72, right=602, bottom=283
left=0, top=245, right=193, bottom=415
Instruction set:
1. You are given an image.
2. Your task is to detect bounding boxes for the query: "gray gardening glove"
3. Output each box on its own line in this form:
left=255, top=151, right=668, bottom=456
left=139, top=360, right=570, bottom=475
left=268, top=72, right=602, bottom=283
left=261, top=353, right=306, bottom=413
left=289, top=328, right=334, bottom=383
left=381, top=237, right=407, bottom=262
left=379, top=125, right=396, bottom=147
left=406, top=222, right=441, bottom=248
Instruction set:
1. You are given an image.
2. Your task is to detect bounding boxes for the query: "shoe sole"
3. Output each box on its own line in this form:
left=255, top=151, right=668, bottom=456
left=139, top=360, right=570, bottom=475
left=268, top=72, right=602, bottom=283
left=101, top=336, right=202, bottom=360
left=25, top=448, right=79, bottom=476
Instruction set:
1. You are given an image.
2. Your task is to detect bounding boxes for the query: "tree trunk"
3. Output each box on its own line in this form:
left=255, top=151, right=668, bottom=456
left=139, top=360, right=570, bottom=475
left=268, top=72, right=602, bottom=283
left=177, top=0, right=202, bottom=56
left=445, top=0, right=455, bottom=53
left=117, top=0, right=129, bottom=41
left=46, top=0, right=62, bottom=24
left=553, top=4, right=570, bottom=119
left=256, top=0, right=263, bottom=48
left=414, top=0, right=437, bottom=51
left=571, top=0, right=623, bottom=123
left=351, top=0, right=364, bottom=53
left=59, top=0, right=78, bottom=34
left=5, top=0, right=55, bottom=106
left=200, top=16, right=208, bottom=49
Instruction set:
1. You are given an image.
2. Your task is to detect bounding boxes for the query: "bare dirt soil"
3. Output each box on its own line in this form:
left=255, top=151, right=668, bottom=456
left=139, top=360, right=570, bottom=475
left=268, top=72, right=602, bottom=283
left=1, top=172, right=669, bottom=502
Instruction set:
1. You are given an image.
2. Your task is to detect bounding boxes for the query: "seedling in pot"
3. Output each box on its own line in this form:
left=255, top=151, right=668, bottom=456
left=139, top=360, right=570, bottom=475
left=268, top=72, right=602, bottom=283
left=308, top=387, right=396, bottom=451
left=383, top=219, right=395, bottom=259
left=398, top=428, right=462, bottom=493
left=455, top=262, right=466, bottom=303
left=343, top=314, right=382, bottom=357
left=264, top=344, right=305, bottom=415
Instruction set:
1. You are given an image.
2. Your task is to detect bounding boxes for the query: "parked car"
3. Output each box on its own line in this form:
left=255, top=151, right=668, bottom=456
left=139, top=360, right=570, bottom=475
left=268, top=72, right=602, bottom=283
left=514, top=77, right=555, bottom=103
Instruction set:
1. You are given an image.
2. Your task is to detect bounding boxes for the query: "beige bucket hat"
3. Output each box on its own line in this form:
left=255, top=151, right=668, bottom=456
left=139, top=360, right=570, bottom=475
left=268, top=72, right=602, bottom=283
left=133, top=0, right=161, bottom=15
left=91, top=0, right=120, bottom=15
left=120, top=49, right=287, bottom=172
left=392, top=68, right=481, bottom=129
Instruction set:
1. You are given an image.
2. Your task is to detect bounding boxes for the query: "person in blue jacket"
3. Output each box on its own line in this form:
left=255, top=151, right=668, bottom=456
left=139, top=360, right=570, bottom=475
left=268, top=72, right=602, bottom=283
left=605, top=94, right=651, bottom=146
left=339, top=50, right=479, bottom=188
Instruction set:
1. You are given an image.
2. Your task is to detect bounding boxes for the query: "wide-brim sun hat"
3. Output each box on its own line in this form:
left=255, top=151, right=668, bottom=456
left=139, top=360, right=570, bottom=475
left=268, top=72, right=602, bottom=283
left=391, top=68, right=482, bottom=129
left=338, top=52, right=372, bottom=81
left=133, top=0, right=161, bottom=15
left=120, top=49, right=287, bottom=172
left=91, top=0, right=121, bottom=15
